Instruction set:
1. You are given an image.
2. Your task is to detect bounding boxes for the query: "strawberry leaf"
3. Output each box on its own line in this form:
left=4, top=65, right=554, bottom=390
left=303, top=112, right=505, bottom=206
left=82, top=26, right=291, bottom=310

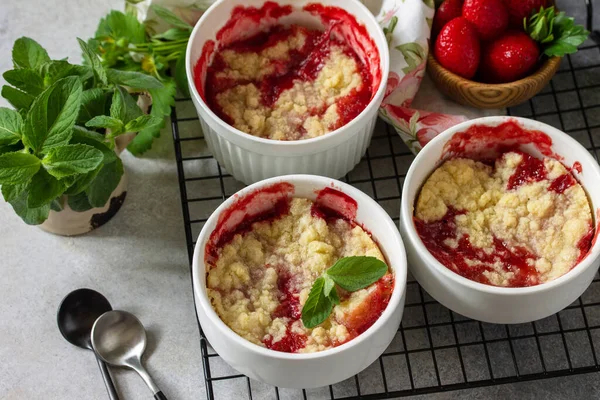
left=526, top=7, right=589, bottom=58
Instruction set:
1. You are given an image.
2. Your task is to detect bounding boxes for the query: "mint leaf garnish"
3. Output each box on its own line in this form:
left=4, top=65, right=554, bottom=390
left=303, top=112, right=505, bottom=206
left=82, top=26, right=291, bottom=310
left=0, top=152, right=41, bottom=185
left=12, top=37, right=50, bottom=70
left=326, top=256, right=389, bottom=292
left=301, top=256, right=389, bottom=329
left=301, top=277, right=335, bottom=329
left=42, top=143, right=104, bottom=179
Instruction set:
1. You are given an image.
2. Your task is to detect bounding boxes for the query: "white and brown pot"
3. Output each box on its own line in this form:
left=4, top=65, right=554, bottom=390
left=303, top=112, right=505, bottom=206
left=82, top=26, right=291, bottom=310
left=39, top=172, right=128, bottom=236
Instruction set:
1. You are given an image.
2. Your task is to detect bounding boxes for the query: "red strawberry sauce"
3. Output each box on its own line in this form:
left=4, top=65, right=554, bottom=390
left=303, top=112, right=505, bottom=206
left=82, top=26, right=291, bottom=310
left=414, top=120, right=598, bottom=287
left=205, top=183, right=394, bottom=352
left=193, top=2, right=380, bottom=138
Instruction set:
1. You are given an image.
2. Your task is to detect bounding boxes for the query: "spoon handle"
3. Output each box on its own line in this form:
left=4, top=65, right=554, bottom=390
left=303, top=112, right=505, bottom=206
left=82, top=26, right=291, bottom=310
left=95, top=354, right=120, bottom=400
left=154, top=392, right=167, bottom=400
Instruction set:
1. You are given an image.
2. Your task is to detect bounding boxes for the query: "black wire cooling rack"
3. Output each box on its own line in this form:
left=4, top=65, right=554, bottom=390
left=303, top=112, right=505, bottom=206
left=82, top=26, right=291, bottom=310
left=170, top=1, right=600, bottom=398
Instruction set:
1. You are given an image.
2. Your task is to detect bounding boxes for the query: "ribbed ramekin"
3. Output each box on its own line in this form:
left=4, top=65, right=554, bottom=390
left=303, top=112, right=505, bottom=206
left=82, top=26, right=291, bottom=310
left=185, top=0, right=389, bottom=184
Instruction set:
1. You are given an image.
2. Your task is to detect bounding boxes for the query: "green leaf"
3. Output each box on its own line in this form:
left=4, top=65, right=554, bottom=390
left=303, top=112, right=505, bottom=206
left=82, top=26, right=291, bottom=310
left=42, top=144, right=104, bottom=179
left=64, top=165, right=102, bottom=196
left=124, top=115, right=161, bottom=133
left=12, top=37, right=50, bottom=70
left=128, top=80, right=175, bottom=155
left=40, top=60, right=93, bottom=88
left=323, top=275, right=335, bottom=297
left=152, top=28, right=190, bottom=41
left=0, top=143, right=24, bottom=155
left=329, top=286, right=340, bottom=305
left=106, top=69, right=163, bottom=90
left=526, top=7, right=590, bottom=57
left=71, top=126, right=116, bottom=164
left=110, top=86, right=143, bottom=124
left=95, top=10, right=146, bottom=44
left=51, top=198, right=64, bottom=212
left=326, top=256, right=388, bottom=292
left=78, top=38, right=108, bottom=86
left=383, top=16, right=398, bottom=46
left=395, top=42, right=425, bottom=74
left=301, top=276, right=334, bottom=329
left=22, top=76, right=83, bottom=153
left=9, top=189, right=50, bottom=225
left=85, top=158, right=123, bottom=207
left=3, top=69, right=45, bottom=96
left=2, top=85, right=34, bottom=111
left=0, top=152, right=41, bottom=185
left=78, top=88, right=108, bottom=124
left=151, top=5, right=192, bottom=30
left=85, top=115, right=124, bottom=134
left=27, top=168, right=66, bottom=208
left=174, top=47, right=190, bottom=97
left=1, top=182, right=28, bottom=202
left=67, top=192, right=93, bottom=212
left=0, top=108, right=23, bottom=146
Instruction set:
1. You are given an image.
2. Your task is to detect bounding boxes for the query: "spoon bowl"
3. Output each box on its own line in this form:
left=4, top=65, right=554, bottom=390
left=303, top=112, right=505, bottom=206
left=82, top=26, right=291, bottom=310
left=92, top=310, right=167, bottom=400
left=57, top=288, right=119, bottom=399
left=57, top=288, right=112, bottom=349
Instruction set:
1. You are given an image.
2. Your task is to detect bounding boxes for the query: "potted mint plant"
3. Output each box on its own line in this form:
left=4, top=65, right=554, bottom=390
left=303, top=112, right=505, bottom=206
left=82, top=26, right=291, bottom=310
left=0, top=37, right=162, bottom=235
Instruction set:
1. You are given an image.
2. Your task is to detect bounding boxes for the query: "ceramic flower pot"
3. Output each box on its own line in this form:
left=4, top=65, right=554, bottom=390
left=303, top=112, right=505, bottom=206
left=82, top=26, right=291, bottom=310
left=39, top=171, right=128, bottom=236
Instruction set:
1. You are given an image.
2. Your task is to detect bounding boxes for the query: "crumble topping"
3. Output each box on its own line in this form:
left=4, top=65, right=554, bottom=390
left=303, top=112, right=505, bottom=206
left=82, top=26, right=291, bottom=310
left=415, top=152, right=594, bottom=287
left=206, top=198, right=393, bottom=353
left=205, top=25, right=372, bottom=141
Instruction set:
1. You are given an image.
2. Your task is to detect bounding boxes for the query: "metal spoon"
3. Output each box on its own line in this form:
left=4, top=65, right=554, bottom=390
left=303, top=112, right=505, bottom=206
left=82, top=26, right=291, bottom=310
left=57, top=288, right=120, bottom=400
left=92, top=310, right=167, bottom=400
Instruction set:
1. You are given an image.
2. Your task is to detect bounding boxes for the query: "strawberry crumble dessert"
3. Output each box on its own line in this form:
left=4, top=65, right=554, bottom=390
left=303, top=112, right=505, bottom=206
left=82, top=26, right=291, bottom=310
left=205, top=192, right=394, bottom=353
left=414, top=151, right=594, bottom=287
left=204, top=23, right=374, bottom=140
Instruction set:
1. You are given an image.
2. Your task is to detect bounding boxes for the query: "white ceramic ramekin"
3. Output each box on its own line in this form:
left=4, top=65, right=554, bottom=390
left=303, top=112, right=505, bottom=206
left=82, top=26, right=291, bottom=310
left=186, top=0, right=389, bottom=185
left=192, top=175, right=407, bottom=388
left=400, top=116, right=600, bottom=324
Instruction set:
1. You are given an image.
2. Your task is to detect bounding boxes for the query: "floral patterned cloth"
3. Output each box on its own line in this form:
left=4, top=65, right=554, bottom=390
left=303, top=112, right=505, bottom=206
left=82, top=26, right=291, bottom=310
left=129, top=0, right=495, bottom=154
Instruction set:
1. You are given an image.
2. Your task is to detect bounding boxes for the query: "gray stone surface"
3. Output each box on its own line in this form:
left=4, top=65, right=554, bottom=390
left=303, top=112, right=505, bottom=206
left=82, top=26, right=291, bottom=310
left=1, top=0, right=600, bottom=399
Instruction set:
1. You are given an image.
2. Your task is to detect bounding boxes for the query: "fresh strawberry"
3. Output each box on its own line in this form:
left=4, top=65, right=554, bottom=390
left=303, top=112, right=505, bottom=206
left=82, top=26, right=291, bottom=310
left=480, top=31, right=540, bottom=83
left=462, top=0, right=509, bottom=41
left=503, top=0, right=547, bottom=27
left=434, top=17, right=480, bottom=79
left=432, top=0, right=463, bottom=37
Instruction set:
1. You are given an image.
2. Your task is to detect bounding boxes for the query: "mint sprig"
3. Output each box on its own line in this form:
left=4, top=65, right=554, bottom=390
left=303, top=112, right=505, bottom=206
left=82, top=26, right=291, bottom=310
left=301, top=256, right=388, bottom=329
left=525, top=6, right=589, bottom=57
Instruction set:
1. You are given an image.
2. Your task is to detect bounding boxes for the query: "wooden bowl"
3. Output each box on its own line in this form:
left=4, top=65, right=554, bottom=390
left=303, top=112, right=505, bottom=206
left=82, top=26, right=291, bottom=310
left=427, top=53, right=562, bottom=109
